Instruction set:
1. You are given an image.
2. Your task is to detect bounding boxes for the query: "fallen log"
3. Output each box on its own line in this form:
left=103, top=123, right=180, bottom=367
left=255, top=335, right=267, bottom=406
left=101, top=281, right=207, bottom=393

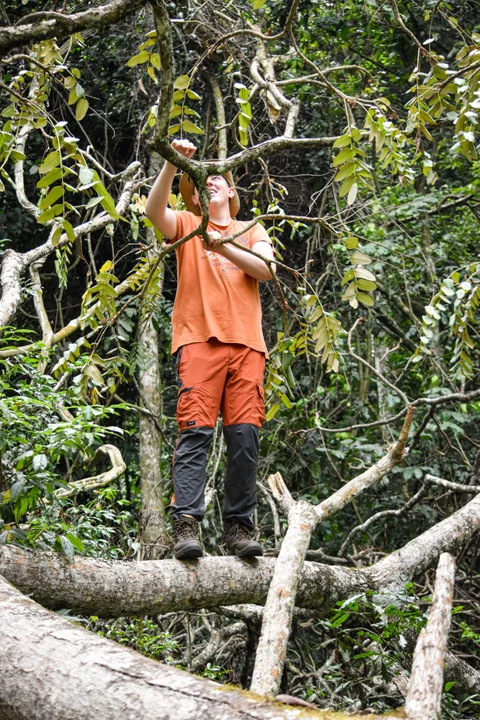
left=0, top=572, right=388, bottom=720
left=1, top=487, right=479, bottom=618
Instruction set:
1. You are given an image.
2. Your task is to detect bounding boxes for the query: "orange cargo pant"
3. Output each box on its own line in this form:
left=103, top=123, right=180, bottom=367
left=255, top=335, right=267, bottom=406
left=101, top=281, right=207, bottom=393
left=175, top=339, right=266, bottom=431
left=171, top=339, right=266, bottom=527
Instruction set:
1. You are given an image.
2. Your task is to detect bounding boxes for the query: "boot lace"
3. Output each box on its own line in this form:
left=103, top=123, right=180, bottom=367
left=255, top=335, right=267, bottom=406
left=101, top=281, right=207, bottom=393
left=174, top=516, right=199, bottom=542
left=225, top=521, right=253, bottom=542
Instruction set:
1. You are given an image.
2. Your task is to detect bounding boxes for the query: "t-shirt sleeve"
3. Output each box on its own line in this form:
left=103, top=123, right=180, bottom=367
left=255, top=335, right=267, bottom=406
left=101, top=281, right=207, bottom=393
left=248, top=221, right=272, bottom=248
left=169, top=210, right=196, bottom=243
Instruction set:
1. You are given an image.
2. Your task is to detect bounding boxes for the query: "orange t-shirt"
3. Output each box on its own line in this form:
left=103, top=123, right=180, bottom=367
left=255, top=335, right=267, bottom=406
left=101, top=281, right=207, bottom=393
left=169, top=210, right=271, bottom=356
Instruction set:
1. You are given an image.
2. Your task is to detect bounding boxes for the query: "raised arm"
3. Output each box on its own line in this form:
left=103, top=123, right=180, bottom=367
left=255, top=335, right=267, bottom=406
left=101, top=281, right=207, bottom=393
left=145, top=139, right=196, bottom=240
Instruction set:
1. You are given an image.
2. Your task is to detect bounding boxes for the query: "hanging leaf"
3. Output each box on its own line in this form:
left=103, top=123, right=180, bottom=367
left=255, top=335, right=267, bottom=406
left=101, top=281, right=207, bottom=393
left=37, top=167, right=63, bottom=188
left=333, top=134, right=351, bottom=148
left=174, top=75, right=190, bottom=89
left=126, top=51, right=150, bottom=67
left=39, top=151, right=61, bottom=174
left=150, top=53, right=161, bottom=70
left=347, top=182, right=358, bottom=205
left=182, top=119, right=204, bottom=134
left=76, top=98, right=89, bottom=121
left=357, top=292, right=375, bottom=307
left=40, top=185, right=64, bottom=210
left=351, top=250, right=372, bottom=265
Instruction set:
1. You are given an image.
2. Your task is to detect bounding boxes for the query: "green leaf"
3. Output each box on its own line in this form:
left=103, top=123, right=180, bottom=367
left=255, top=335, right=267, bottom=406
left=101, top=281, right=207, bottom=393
left=150, top=53, right=161, bottom=71
left=186, top=89, right=201, bottom=101
left=344, top=236, right=358, bottom=250
left=126, top=50, right=150, bottom=67
left=265, top=402, right=281, bottom=422
left=169, top=105, right=182, bottom=119
left=68, top=86, right=78, bottom=105
left=40, top=185, right=64, bottom=210
left=333, top=148, right=355, bottom=167
left=62, top=219, right=75, bottom=243
left=39, top=151, right=61, bottom=174
left=333, top=134, right=351, bottom=148
left=174, top=75, right=190, bottom=89
left=357, top=279, right=376, bottom=292
left=37, top=167, right=62, bottom=188
left=38, top=204, right=64, bottom=224
left=357, top=292, right=374, bottom=307
left=182, top=119, right=204, bottom=134
left=51, top=224, right=63, bottom=247
left=335, top=162, right=356, bottom=182
left=65, top=533, right=85, bottom=553
left=253, top=0, right=267, bottom=8
left=76, top=98, right=89, bottom=121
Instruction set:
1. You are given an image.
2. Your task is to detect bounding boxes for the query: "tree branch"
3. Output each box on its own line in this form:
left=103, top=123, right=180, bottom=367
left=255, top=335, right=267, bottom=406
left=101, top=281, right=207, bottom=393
left=0, top=0, right=149, bottom=57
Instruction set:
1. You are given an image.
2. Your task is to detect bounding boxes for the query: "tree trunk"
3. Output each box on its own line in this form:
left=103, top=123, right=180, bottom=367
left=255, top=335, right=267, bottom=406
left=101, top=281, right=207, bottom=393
left=138, top=171, right=169, bottom=559
left=0, top=573, right=389, bottom=720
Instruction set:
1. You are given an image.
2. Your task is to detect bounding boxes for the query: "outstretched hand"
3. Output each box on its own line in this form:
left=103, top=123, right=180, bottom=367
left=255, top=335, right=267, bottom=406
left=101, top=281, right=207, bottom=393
left=171, top=139, right=196, bottom=159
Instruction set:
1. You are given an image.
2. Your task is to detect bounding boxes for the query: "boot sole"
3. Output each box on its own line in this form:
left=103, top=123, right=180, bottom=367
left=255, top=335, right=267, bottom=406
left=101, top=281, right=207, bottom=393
left=174, top=540, right=204, bottom=560
left=235, top=544, right=263, bottom=559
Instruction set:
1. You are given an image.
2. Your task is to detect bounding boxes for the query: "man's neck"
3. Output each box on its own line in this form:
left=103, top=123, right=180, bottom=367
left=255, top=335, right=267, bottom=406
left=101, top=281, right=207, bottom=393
left=208, top=205, right=233, bottom=226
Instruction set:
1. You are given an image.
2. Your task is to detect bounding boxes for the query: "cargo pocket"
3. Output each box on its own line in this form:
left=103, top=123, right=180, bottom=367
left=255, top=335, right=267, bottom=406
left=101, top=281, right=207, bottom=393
left=177, top=386, right=217, bottom=431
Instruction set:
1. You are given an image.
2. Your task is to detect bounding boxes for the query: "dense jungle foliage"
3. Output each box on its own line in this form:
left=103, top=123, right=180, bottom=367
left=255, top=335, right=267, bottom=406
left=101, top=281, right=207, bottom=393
left=1, top=0, right=480, bottom=716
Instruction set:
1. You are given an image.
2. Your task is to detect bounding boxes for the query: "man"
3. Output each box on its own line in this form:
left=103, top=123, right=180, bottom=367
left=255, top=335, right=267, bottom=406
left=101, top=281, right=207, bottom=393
left=146, top=139, right=275, bottom=560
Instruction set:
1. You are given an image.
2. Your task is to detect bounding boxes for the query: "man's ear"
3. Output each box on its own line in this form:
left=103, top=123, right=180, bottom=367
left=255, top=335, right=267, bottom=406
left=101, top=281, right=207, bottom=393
left=191, top=191, right=200, bottom=207
left=227, top=186, right=235, bottom=199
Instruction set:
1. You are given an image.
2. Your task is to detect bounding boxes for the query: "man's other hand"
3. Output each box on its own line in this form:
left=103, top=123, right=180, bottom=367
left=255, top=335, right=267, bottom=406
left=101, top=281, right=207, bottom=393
left=203, top=231, right=223, bottom=251
left=172, top=139, right=197, bottom=159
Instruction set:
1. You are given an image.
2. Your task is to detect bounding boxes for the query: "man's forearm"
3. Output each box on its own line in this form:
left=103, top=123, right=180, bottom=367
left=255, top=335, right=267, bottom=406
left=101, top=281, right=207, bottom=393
left=216, top=243, right=274, bottom=281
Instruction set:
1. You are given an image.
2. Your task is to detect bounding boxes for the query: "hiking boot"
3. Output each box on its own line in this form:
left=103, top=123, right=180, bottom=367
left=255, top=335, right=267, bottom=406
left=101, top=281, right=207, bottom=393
left=173, top=515, right=203, bottom=560
left=222, top=519, right=263, bottom=558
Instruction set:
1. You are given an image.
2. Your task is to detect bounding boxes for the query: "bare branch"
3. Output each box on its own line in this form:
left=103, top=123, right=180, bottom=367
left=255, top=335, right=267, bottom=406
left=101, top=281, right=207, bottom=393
left=266, top=472, right=295, bottom=515
left=0, top=0, right=149, bottom=57
left=347, top=318, right=410, bottom=406
left=424, top=473, right=480, bottom=493
left=339, top=486, right=427, bottom=556
left=314, top=407, right=415, bottom=520
left=55, top=445, right=126, bottom=499
left=405, top=553, right=456, bottom=720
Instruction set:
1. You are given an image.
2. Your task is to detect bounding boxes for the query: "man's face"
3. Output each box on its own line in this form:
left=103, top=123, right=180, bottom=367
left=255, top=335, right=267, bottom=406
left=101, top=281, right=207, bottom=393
left=193, top=175, right=235, bottom=210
